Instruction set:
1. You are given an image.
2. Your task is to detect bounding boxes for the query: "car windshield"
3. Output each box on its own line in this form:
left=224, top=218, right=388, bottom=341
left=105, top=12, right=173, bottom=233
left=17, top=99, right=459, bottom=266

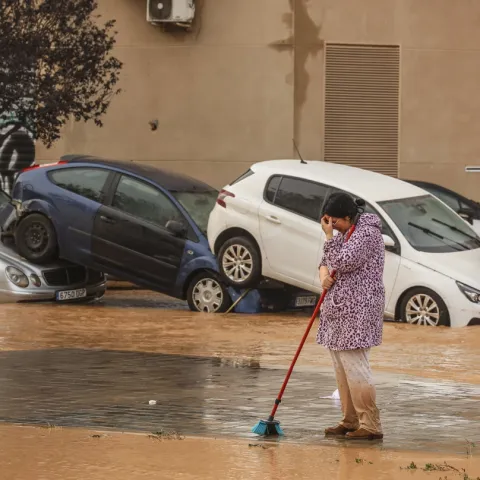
left=379, top=195, right=480, bottom=253
left=172, top=190, right=218, bottom=234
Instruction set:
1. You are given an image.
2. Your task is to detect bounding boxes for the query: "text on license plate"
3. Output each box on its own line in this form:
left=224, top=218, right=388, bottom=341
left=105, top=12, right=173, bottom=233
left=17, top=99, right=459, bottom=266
left=295, top=295, right=317, bottom=307
left=56, top=288, right=87, bottom=301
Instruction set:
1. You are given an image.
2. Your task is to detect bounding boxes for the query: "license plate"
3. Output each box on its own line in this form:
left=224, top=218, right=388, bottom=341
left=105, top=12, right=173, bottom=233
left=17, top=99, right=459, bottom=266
left=56, top=288, right=87, bottom=301
left=295, top=295, right=317, bottom=307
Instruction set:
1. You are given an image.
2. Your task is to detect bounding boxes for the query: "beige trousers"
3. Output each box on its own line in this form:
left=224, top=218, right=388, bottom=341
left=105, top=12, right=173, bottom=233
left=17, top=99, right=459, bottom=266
left=329, top=348, right=382, bottom=434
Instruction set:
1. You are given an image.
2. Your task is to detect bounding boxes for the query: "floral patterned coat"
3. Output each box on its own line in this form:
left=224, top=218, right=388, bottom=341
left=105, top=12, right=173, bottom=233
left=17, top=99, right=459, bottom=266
left=316, top=213, right=385, bottom=351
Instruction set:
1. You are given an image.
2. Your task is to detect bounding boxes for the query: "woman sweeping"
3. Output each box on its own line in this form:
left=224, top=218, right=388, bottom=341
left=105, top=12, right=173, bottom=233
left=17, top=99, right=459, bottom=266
left=317, top=192, right=385, bottom=440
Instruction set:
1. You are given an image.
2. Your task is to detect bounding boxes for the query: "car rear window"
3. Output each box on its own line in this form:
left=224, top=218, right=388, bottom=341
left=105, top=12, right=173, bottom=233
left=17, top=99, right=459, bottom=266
left=49, top=167, right=110, bottom=203
left=265, top=175, right=281, bottom=202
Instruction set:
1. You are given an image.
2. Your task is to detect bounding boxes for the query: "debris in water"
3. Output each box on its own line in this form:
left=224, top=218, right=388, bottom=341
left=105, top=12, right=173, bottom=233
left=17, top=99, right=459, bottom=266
left=355, top=458, right=373, bottom=465
left=148, top=429, right=184, bottom=441
left=148, top=400, right=157, bottom=405
left=321, top=389, right=340, bottom=400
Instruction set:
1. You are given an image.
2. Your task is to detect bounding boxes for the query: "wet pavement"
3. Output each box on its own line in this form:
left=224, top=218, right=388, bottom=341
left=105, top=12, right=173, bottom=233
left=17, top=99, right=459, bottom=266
left=0, top=286, right=479, bottom=458
left=0, top=347, right=479, bottom=454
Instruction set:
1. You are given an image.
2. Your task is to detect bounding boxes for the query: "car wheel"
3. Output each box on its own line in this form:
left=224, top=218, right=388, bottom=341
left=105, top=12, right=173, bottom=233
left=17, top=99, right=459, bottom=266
left=187, top=272, right=232, bottom=313
left=399, top=288, right=450, bottom=327
left=218, top=236, right=262, bottom=288
left=14, top=213, right=58, bottom=264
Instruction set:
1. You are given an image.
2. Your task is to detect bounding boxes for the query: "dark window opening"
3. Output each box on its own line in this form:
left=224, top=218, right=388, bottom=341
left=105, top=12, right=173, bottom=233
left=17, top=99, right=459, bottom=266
left=266, top=175, right=329, bottom=221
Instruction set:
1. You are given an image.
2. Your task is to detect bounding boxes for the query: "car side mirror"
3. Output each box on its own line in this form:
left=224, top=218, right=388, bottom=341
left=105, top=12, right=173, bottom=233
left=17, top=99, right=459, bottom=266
left=458, top=208, right=474, bottom=225
left=382, top=234, right=395, bottom=249
left=166, top=220, right=186, bottom=237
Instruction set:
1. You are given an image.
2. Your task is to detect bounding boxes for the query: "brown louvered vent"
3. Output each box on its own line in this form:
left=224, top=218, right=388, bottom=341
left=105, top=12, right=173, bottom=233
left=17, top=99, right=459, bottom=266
left=324, top=43, right=400, bottom=177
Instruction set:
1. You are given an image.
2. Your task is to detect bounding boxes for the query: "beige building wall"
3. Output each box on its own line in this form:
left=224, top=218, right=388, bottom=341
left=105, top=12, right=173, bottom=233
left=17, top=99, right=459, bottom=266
left=37, top=0, right=480, bottom=200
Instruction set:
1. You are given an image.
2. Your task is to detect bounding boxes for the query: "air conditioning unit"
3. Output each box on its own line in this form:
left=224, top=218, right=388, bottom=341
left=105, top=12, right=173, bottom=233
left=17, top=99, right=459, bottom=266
left=147, top=0, right=195, bottom=25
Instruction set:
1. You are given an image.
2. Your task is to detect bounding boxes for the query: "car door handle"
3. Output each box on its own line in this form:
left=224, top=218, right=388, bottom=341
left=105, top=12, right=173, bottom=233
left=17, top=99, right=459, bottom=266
left=266, top=215, right=281, bottom=224
left=100, top=215, right=116, bottom=224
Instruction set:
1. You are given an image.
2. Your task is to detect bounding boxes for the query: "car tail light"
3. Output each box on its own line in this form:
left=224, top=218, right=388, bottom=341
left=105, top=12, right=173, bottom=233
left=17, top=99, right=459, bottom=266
left=21, top=160, right=68, bottom=173
left=216, top=189, right=235, bottom=208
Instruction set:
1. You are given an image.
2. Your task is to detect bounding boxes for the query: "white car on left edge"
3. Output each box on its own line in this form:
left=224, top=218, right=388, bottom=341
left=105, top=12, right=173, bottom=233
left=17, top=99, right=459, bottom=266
left=207, top=159, right=480, bottom=328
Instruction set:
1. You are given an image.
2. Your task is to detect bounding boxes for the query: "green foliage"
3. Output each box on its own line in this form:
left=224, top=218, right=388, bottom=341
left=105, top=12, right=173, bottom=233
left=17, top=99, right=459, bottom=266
left=0, top=0, right=123, bottom=147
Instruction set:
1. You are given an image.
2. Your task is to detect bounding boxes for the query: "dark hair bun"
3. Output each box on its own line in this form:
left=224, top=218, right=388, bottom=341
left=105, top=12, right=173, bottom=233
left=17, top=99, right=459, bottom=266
left=323, top=192, right=358, bottom=219
left=354, top=198, right=365, bottom=207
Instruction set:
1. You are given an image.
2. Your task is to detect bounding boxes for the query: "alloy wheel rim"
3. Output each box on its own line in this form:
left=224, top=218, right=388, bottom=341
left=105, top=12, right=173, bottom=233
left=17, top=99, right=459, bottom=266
left=405, top=294, right=440, bottom=326
left=222, top=245, right=253, bottom=282
left=193, top=278, right=223, bottom=313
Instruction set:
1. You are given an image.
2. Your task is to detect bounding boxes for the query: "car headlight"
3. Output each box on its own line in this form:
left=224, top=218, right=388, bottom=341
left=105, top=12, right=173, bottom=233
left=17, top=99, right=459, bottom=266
left=5, top=266, right=29, bottom=288
left=456, top=281, right=480, bottom=303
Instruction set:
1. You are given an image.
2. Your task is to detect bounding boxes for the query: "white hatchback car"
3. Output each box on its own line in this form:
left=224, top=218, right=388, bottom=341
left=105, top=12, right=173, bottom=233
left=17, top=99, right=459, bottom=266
left=207, top=159, right=480, bottom=328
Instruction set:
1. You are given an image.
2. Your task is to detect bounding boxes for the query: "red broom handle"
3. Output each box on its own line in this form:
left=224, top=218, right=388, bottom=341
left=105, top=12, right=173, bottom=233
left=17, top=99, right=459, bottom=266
left=267, top=225, right=356, bottom=421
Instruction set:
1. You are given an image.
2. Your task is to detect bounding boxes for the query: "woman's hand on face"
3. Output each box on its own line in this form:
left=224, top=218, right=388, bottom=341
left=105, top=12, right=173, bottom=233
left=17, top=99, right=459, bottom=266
left=321, top=215, right=334, bottom=239
left=322, top=275, right=335, bottom=290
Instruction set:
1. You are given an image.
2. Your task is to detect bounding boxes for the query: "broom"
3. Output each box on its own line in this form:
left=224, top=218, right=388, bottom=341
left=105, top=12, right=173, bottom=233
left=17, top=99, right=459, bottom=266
left=251, top=225, right=356, bottom=436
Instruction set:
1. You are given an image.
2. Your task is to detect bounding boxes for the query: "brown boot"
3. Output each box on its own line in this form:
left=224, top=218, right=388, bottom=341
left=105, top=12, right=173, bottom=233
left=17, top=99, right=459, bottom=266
left=324, top=424, right=357, bottom=436
left=345, top=428, right=383, bottom=440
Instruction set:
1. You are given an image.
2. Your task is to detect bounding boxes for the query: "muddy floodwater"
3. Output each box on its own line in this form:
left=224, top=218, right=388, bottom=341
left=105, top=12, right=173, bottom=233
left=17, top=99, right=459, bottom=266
left=1, top=425, right=479, bottom=480
left=0, top=286, right=479, bottom=479
left=1, top=288, right=479, bottom=384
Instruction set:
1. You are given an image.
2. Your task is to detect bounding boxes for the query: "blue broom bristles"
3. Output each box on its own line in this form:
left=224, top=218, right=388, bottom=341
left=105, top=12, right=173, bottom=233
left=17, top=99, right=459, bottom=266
left=273, top=423, right=284, bottom=436
left=251, top=421, right=268, bottom=435
left=251, top=419, right=284, bottom=436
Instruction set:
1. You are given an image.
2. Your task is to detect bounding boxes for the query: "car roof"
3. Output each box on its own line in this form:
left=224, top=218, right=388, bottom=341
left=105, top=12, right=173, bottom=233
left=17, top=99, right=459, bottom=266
left=60, top=155, right=216, bottom=193
left=250, top=159, right=427, bottom=202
